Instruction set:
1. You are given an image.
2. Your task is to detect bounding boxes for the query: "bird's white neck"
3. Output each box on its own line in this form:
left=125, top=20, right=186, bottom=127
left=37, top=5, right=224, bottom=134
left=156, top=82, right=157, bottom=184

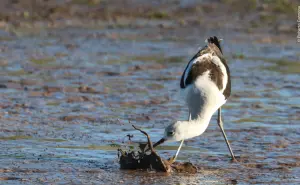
left=179, top=112, right=213, bottom=140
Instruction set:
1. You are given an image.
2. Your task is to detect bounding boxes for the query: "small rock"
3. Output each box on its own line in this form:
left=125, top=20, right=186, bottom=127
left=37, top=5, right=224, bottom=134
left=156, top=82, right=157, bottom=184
left=79, top=85, right=97, bottom=93
left=61, top=115, right=96, bottom=122
left=67, top=96, right=85, bottom=103
left=0, top=84, right=7, bottom=88
left=63, top=86, right=79, bottom=93
left=276, top=23, right=294, bottom=33
left=44, top=86, right=62, bottom=93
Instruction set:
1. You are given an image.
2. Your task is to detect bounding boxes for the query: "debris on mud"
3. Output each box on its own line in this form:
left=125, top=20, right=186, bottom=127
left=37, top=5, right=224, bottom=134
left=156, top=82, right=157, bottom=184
left=78, top=85, right=98, bottom=94
left=118, top=125, right=197, bottom=173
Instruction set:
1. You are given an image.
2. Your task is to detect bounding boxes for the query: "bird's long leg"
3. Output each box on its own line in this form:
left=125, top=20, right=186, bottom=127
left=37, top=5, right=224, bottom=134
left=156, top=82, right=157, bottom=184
left=217, top=107, right=236, bottom=161
left=171, top=139, right=184, bottom=162
left=171, top=112, right=191, bottom=162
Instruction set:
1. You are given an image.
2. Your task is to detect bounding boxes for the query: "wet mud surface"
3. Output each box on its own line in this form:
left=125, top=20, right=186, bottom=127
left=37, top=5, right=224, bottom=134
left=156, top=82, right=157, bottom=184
left=1, top=0, right=300, bottom=184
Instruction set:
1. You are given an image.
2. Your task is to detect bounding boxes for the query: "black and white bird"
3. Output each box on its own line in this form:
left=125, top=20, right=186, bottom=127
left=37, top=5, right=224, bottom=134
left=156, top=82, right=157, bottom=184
left=153, top=36, right=236, bottom=161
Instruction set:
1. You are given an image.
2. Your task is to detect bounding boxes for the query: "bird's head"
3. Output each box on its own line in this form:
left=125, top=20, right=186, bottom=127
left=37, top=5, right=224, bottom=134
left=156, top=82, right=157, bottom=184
left=153, top=121, right=186, bottom=148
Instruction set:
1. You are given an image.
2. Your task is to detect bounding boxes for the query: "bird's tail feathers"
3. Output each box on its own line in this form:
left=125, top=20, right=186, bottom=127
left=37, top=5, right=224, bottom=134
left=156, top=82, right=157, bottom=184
left=205, top=36, right=223, bottom=53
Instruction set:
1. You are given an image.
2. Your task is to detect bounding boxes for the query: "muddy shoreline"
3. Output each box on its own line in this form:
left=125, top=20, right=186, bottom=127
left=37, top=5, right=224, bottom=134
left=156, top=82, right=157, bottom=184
left=0, top=0, right=296, bottom=37
left=0, top=0, right=299, bottom=184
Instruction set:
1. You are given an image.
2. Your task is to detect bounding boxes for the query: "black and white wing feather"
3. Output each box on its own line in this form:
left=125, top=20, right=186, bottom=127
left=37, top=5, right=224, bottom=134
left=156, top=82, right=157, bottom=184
left=180, top=36, right=231, bottom=99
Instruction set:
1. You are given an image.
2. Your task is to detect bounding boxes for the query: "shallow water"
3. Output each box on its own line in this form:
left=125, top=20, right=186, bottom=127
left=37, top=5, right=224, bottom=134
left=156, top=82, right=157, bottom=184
left=0, top=27, right=299, bottom=184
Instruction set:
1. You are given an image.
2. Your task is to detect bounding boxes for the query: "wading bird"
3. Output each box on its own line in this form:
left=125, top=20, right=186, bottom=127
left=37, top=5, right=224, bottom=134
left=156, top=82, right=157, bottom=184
left=153, top=36, right=236, bottom=162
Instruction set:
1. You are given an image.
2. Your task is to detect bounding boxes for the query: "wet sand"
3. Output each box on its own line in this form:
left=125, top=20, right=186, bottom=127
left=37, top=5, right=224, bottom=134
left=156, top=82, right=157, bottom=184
left=1, top=0, right=300, bottom=184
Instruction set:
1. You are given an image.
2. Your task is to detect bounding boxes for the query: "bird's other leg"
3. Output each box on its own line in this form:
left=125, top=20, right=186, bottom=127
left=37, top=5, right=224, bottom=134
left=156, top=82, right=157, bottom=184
left=170, top=139, right=184, bottom=163
left=217, top=107, right=237, bottom=161
left=171, top=112, right=191, bottom=163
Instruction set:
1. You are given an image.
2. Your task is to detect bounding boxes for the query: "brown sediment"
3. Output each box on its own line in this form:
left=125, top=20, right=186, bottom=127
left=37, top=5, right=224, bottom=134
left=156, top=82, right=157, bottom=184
left=60, top=115, right=96, bottom=122
left=78, top=85, right=98, bottom=94
left=67, top=96, right=90, bottom=103
left=118, top=125, right=197, bottom=173
left=0, top=177, right=24, bottom=181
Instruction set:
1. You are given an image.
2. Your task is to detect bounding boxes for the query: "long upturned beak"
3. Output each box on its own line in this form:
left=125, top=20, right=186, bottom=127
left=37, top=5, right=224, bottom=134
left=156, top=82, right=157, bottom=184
left=152, top=138, right=166, bottom=148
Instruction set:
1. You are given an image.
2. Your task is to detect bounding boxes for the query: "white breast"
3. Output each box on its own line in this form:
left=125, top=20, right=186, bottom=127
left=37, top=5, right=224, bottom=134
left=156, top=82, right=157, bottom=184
left=184, top=70, right=226, bottom=120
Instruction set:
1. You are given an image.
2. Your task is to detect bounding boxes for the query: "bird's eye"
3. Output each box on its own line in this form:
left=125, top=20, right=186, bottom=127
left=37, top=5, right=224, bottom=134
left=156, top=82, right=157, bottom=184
left=167, top=131, right=174, bottom=136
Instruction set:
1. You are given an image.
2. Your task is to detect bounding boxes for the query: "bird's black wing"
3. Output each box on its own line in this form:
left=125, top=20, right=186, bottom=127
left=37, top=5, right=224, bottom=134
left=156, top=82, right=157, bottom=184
left=180, top=46, right=210, bottom=89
